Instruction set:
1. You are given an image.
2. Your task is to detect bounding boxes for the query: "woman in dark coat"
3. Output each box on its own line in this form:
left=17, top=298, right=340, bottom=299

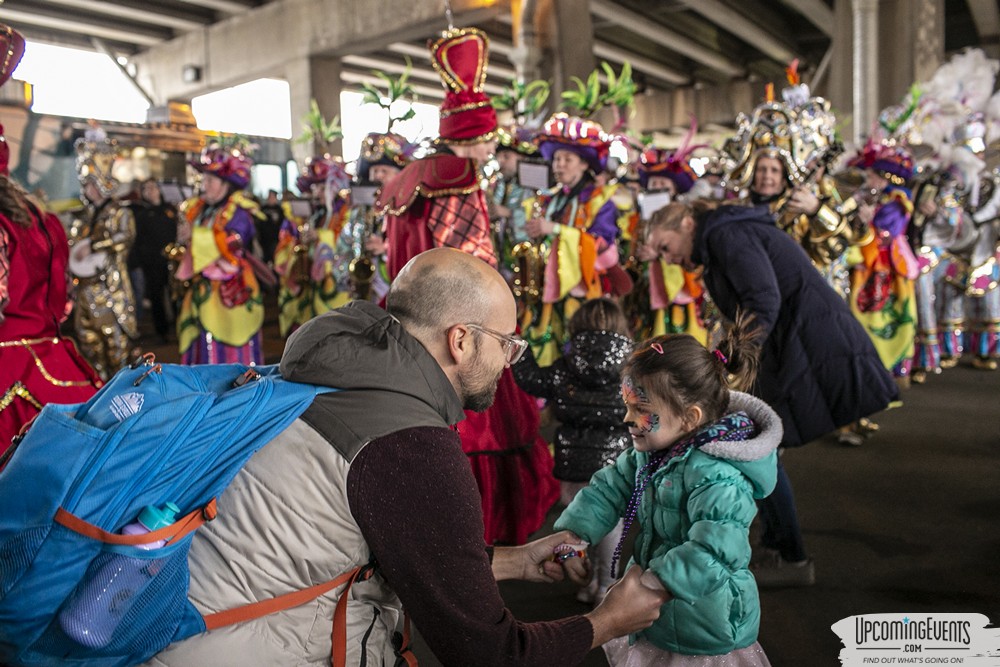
left=645, top=200, right=898, bottom=586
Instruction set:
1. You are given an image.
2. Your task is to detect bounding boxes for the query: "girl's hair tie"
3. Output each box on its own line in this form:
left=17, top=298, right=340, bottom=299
left=713, top=349, right=728, bottom=365
left=651, top=342, right=664, bottom=355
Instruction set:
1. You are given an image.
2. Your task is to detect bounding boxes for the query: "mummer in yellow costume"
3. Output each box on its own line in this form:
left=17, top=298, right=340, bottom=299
left=175, top=145, right=265, bottom=365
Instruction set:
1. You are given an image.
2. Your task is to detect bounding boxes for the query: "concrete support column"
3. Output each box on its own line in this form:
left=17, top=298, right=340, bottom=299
left=285, top=55, right=343, bottom=165
left=509, top=0, right=543, bottom=85
left=852, top=0, right=879, bottom=144
left=528, top=0, right=594, bottom=111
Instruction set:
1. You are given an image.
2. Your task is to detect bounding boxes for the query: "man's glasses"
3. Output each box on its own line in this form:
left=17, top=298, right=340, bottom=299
left=466, top=324, right=528, bottom=365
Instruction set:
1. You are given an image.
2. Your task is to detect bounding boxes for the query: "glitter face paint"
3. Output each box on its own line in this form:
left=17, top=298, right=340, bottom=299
left=621, top=376, right=661, bottom=434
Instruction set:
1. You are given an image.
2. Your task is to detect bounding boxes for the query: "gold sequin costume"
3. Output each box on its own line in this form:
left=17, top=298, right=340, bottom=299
left=70, top=200, right=138, bottom=380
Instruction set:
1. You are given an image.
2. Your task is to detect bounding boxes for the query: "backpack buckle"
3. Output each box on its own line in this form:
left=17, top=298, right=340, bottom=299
left=133, top=364, right=163, bottom=387
left=232, top=368, right=261, bottom=388
left=129, top=352, right=157, bottom=369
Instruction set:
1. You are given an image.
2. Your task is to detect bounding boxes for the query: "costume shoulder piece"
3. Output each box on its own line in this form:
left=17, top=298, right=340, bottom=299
left=229, top=190, right=267, bottom=220
left=375, top=153, right=480, bottom=216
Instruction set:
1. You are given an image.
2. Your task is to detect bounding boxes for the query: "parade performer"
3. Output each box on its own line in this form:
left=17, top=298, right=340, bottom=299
left=846, top=142, right=919, bottom=382
left=724, top=66, right=860, bottom=296
left=376, top=26, right=558, bottom=545
left=175, top=145, right=265, bottom=365
left=520, top=113, right=620, bottom=364
left=0, top=24, right=101, bottom=457
left=491, top=125, right=541, bottom=278
left=68, top=129, right=139, bottom=380
left=631, top=141, right=708, bottom=344
left=334, top=132, right=415, bottom=303
left=275, top=156, right=352, bottom=335
left=907, top=49, right=1000, bottom=372
left=490, top=78, right=549, bottom=279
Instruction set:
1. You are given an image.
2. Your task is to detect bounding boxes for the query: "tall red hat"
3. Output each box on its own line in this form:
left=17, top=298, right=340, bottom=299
left=0, top=23, right=26, bottom=88
left=429, top=27, right=497, bottom=144
left=1, top=24, right=26, bottom=177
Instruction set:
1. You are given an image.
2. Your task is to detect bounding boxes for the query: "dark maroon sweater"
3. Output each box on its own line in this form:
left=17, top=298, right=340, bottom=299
left=347, top=425, right=593, bottom=666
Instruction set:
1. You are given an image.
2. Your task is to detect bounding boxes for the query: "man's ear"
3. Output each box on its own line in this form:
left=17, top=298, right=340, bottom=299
left=445, top=324, right=474, bottom=365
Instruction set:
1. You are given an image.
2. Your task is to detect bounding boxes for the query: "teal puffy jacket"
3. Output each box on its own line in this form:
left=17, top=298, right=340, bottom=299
left=554, top=392, right=781, bottom=656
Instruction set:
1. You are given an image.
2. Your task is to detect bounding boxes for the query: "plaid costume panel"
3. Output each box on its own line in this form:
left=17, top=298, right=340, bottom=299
left=0, top=225, right=9, bottom=317
left=428, top=191, right=497, bottom=268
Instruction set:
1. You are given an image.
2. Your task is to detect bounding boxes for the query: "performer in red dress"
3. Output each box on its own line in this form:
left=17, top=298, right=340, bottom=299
left=0, top=24, right=101, bottom=458
left=377, top=26, right=558, bottom=544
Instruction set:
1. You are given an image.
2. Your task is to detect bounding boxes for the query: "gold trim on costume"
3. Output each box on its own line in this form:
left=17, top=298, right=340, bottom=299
left=0, top=336, right=60, bottom=348
left=440, top=100, right=492, bottom=117
left=1, top=338, right=95, bottom=387
left=0, top=382, right=43, bottom=413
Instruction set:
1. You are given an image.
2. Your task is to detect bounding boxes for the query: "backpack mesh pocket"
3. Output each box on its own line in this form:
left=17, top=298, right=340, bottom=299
left=0, top=526, right=50, bottom=599
left=23, top=544, right=191, bottom=663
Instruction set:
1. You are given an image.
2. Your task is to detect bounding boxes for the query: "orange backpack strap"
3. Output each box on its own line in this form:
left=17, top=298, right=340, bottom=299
left=54, top=499, right=217, bottom=547
left=398, top=612, right=419, bottom=667
left=202, top=564, right=367, bottom=632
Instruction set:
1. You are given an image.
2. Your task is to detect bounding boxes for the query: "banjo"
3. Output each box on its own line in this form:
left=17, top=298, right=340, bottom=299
left=69, top=234, right=126, bottom=279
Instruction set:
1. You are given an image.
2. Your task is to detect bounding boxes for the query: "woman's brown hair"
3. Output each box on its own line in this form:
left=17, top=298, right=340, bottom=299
left=646, top=198, right=721, bottom=237
left=0, top=175, right=36, bottom=228
left=621, top=310, right=762, bottom=425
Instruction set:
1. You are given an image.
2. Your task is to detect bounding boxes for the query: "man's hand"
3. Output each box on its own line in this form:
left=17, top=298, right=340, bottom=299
left=491, top=531, right=590, bottom=584
left=584, top=565, right=671, bottom=648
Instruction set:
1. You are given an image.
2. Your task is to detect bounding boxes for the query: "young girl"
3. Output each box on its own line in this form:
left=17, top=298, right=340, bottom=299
left=555, top=315, right=780, bottom=666
left=512, top=297, right=633, bottom=603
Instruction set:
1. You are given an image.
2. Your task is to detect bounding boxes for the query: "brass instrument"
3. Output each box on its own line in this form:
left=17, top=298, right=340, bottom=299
left=511, top=199, right=548, bottom=306
left=289, top=216, right=314, bottom=289
left=162, top=242, right=188, bottom=304
left=347, top=205, right=377, bottom=301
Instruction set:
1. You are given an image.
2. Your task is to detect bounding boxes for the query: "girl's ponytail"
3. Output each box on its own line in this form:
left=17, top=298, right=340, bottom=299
left=714, top=309, right=762, bottom=392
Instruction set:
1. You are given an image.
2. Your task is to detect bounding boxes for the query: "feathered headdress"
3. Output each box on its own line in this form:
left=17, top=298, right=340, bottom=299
left=189, top=138, right=254, bottom=189
left=637, top=117, right=705, bottom=193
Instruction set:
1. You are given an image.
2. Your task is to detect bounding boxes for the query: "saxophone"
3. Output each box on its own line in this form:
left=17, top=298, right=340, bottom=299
left=510, top=198, right=548, bottom=306
left=348, top=206, right=377, bottom=300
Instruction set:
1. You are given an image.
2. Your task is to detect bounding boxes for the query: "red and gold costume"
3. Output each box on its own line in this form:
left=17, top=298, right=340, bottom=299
left=0, top=25, right=101, bottom=456
left=378, top=152, right=496, bottom=277
left=377, top=27, right=557, bottom=545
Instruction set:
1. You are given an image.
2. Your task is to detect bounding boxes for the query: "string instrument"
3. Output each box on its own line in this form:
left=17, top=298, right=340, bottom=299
left=69, top=233, right=127, bottom=279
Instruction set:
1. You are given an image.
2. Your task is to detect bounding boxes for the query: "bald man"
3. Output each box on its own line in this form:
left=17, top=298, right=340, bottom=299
left=146, top=248, right=667, bottom=667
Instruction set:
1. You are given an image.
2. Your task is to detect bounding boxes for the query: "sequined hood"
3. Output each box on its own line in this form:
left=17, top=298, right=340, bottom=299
left=563, top=330, right=633, bottom=389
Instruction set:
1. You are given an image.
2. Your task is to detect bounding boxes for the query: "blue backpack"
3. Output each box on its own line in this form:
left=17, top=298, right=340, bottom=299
left=0, top=358, right=369, bottom=667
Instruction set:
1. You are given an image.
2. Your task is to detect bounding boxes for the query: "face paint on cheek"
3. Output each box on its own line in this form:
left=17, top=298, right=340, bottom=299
left=621, top=376, right=650, bottom=405
left=645, top=412, right=661, bottom=433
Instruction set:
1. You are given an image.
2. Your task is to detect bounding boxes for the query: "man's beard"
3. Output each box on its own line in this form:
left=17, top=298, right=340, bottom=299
left=458, top=350, right=503, bottom=412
